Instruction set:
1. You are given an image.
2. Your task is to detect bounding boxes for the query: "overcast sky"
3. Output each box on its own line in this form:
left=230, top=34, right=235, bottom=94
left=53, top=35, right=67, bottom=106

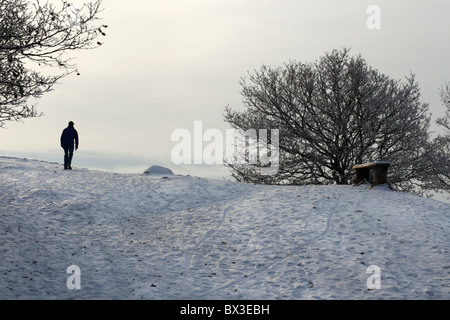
left=0, top=0, right=449, bottom=179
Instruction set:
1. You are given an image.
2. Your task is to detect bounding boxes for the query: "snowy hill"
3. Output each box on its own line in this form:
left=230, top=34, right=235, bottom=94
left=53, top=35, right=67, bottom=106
left=0, top=156, right=449, bottom=300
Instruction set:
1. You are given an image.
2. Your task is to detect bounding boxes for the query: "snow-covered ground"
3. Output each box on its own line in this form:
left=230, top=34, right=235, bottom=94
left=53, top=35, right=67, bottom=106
left=0, top=156, right=449, bottom=300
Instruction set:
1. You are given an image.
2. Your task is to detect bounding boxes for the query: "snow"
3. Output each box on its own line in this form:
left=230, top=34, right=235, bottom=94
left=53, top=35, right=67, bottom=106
left=352, top=161, right=392, bottom=169
left=0, top=156, right=449, bottom=300
left=143, top=165, right=174, bottom=176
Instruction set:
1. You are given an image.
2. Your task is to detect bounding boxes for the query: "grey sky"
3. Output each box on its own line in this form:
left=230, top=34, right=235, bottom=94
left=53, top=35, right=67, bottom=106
left=0, top=0, right=449, bottom=179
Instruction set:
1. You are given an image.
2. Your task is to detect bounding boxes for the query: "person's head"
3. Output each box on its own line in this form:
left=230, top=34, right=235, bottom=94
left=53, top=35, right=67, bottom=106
left=68, top=121, right=74, bottom=127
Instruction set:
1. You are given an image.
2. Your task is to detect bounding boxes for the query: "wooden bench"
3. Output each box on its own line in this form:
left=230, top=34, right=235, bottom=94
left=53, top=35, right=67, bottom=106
left=352, top=161, right=391, bottom=186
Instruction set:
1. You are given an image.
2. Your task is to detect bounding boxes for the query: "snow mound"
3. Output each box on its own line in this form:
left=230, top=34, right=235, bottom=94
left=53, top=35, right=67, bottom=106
left=143, top=165, right=174, bottom=175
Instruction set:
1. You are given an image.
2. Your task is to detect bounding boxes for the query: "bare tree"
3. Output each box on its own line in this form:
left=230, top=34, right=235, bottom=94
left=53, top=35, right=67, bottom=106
left=224, top=48, right=435, bottom=193
left=437, top=81, right=450, bottom=132
left=0, top=0, right=107, bottom=127
left=430, top=82, right=450, bottom=191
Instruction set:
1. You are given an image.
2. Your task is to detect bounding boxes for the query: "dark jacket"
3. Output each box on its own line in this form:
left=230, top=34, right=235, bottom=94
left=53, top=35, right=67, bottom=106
left=61, top=126, right=79, bottom=149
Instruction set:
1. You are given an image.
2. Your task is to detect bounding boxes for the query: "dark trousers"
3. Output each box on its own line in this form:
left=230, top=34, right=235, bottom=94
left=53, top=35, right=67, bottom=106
left=62, top=144, right=74, bottom=169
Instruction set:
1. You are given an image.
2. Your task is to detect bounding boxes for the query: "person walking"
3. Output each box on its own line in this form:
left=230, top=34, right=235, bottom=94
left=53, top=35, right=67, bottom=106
left=60, top=121, right=79, bottom=170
